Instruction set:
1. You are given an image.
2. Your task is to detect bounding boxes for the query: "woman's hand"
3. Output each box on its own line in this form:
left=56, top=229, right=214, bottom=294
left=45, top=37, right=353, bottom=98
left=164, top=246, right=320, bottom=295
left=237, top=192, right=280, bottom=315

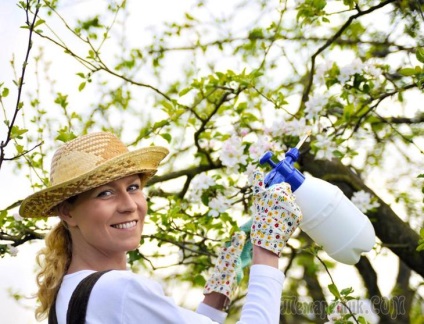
left=250, top=170, right=302, bottom=256
left=203, top=231, right=246, bottom=305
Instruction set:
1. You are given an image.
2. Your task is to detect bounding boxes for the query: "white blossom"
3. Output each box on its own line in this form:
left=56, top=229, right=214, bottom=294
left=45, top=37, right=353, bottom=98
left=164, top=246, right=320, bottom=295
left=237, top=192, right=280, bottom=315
left=365, top=63, right=382, bottom=79
left=363, top=62, right=383, bottom=88
left=219, top=135, right=247, bottom=171
left=315, top=60, right=334, bottom=81
left=188, top=173, right=216, bottom=202
left=304, top=94, right=328, bottom=120
left=248, top=135, right=273, bottom=161
left=324, top=312, right=343, bottom=323
left=338, top=58, right=364, bottom=83
left=325, top=303, right=346, bottom=323
left=192, top=173, right=215, bottom=191
left=314, top=134, right=337, bottom=160
left=208, top=194, right=232, bottom=218
left=245, top=163, right=257, bottom=182
left=287, top=118, right=309, bottom=137
left=239, top=128, right=249, bottom=136
left=7, top=244, right=18, bottom=257
left=267, top=117, right=309, bottom=138
left=351, top=190, right=380, bottom=213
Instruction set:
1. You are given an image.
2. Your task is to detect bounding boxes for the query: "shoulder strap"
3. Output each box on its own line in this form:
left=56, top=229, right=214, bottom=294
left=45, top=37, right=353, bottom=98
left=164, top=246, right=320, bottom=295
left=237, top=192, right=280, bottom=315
left=48, top=290, right=60, bottom=324
left=66, top=270, right=112, bottom=324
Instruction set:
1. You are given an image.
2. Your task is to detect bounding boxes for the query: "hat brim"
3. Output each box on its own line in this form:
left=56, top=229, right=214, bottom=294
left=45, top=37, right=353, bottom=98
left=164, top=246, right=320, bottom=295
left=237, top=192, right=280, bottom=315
left=19, top=146, right=168, bottom=218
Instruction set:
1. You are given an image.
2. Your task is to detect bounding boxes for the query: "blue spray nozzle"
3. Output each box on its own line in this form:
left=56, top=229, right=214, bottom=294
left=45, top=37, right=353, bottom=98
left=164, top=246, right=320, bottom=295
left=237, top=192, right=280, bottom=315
left=259, top=151, right=277, bottom=167
left=259, top=147, right=305, bottom=191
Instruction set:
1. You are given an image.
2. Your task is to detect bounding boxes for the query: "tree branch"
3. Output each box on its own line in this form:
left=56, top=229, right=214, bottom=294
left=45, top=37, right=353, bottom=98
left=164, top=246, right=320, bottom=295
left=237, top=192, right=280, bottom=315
left=302, top=0, right=397, bottom=103
left=354, top=256, right=397, bottom=324
left=148, top=163, right=223, bottom=186
left=0, top=0, right=41, bottom=170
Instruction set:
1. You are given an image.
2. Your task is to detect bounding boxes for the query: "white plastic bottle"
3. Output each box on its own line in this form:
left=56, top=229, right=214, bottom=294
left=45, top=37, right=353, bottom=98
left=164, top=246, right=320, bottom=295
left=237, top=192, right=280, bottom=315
left=260, top=148, right=375, bottom=265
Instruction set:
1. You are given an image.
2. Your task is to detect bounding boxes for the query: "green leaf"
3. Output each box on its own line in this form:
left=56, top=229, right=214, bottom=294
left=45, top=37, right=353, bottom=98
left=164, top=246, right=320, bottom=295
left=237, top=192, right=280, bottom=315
left=34, top=19, right=45, bottom=28
left=0, top=210, right=7, bottom=220
left=340, top=287, right=354, bottom=296
left=78, top=82, right=86, bottom=91
left=1, top=87, right=9, bottom=98
left=328, top=283, right=341, bottom=299
left=162, top=101, right=173, bottom=112
left=56, top=128, right=76, bottom=142
left=416, top=47, right=424, bottom=64
left=15, top=144, right=24, bottom=154
left=10, top=125, right=28, bottom=139
left=79, top=16, right=101, bottom=31
left=343, top=103, right=354, bottom=121
left=160, top=133, right=172, bottom=143
left=152, top=119, right=168, bottom=130
left=193, top=274, right=206, bottom=286
left=179, top=87, right=191, bottom=96
left=343, top=0, right=356, bottom=9
left=398, top=68, right=417, bottom=76
left=127, top=249, right=143, bottom=264
left=54, top=92, right=69, bottom=108
left=87, top=50, right=96, bottom=59
left=417, top=243, right=424, bottom=252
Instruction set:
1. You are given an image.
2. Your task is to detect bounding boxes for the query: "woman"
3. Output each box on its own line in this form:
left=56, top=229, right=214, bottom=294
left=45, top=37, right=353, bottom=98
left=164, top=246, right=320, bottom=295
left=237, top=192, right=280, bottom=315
left=20, top=132, right=302, bottom=323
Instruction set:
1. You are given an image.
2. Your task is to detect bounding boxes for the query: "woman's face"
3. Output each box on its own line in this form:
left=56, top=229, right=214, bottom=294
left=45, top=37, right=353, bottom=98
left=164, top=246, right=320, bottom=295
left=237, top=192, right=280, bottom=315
left=61, top=174, right=147, bottom=257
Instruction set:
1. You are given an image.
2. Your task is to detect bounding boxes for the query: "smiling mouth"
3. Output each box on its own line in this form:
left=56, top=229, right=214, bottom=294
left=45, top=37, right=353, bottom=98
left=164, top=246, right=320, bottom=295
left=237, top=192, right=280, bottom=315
left=111, top=220, right=137, bottom=229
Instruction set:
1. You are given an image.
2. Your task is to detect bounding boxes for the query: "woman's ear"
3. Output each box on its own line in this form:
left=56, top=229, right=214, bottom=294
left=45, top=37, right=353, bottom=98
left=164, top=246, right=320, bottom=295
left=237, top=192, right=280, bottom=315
left=57, top=202, right=77, bottom=227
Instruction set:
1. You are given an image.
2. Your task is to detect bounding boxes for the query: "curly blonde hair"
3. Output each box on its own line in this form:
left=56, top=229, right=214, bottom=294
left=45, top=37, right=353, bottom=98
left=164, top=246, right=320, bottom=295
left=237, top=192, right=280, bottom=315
left=35, top=221, right=72, bottom=321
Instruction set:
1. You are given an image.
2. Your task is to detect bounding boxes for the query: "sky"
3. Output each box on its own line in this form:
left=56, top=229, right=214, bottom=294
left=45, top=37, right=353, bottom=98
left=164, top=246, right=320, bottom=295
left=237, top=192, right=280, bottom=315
left=0, top=1, right=413, bottom=323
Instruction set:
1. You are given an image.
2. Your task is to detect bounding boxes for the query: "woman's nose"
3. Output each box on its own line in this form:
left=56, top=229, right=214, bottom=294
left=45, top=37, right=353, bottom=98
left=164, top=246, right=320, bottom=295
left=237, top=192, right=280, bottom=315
left=117, top=191, right=138, bottom=213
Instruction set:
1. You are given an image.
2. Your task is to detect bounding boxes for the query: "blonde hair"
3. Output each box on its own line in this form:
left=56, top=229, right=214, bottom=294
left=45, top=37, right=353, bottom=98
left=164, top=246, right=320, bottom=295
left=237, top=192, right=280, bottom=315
left=35, top=221, right=72, bottom=321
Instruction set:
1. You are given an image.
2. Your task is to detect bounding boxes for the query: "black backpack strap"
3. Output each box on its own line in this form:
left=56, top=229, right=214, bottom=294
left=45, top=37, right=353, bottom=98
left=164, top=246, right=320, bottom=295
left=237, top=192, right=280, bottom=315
left=66, top=270, right=112, bottom=324
left=48, top=291, right=59, bottom=324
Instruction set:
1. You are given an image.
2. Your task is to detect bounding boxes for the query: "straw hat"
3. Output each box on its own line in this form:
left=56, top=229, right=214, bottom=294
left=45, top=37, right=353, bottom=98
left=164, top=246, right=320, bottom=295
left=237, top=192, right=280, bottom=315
left=19, top=132, right=169, bottom=218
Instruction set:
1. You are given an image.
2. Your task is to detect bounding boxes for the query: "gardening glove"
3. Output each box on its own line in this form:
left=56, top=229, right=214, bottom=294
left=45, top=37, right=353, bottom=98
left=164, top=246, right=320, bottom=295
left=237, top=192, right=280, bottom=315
left=250, top=170, right=303, bottom=256
left=203, top=231, right=246, bottom=301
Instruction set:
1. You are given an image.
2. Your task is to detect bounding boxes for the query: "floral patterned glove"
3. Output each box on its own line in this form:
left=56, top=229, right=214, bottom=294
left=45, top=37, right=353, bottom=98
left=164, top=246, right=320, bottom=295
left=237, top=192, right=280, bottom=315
left=250, top=170, right=303, bottom=256
left=203, top=231, right=246, bottom=301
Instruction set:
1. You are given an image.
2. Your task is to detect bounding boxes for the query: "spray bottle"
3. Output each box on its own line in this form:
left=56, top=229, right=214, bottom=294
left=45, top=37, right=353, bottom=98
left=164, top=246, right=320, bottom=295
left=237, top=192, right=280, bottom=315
left=259, top=133, right=375, bottom=265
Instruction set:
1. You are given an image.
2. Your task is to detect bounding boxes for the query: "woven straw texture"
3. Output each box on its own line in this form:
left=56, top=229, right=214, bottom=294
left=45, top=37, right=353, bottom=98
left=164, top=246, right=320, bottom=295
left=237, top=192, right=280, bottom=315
left=19, top=132, right=169, bottom=218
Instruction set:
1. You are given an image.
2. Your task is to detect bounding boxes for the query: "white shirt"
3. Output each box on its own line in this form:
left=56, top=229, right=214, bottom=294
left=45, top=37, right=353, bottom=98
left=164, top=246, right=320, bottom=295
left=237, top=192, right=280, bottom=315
left=56, top=265, right=284, bottom=324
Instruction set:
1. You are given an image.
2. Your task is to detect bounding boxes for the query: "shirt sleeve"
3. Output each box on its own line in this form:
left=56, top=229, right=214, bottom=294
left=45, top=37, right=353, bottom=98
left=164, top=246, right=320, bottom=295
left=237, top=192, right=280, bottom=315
left=237, top=264, right=285, bottom=324
left=197, top=264, right=285, bottom=324
left=121, top=273, right=222, bottom=324
left=196, top=302, right=228, bottom=324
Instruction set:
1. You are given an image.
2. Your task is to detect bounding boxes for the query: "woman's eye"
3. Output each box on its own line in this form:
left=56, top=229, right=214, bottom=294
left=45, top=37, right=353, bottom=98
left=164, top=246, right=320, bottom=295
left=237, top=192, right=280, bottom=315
left=128, top=184, right=140, bottom=192
left=97, top=190, right=112, bottom=198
